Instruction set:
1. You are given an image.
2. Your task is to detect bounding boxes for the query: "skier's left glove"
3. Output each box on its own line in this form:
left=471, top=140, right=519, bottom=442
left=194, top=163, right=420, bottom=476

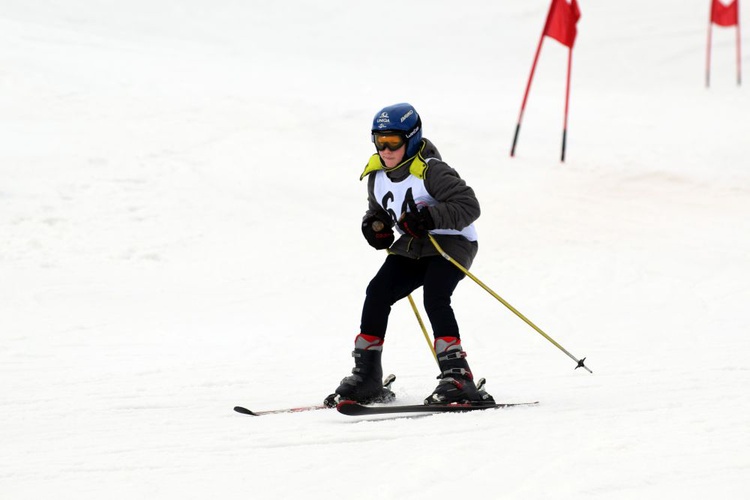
left=398, top=208, right=435, bottom=239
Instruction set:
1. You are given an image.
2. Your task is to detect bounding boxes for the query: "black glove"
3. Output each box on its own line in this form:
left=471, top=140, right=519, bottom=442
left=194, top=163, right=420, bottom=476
left=362, top=215, right=394, bottom=250
left=397, top=208, right=435, bottom=239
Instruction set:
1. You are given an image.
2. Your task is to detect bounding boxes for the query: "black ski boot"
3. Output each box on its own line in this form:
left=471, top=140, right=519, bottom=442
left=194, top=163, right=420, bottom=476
left=325, top=334, right=395, bottom=407
left=425, top=337, right=494, bottom=405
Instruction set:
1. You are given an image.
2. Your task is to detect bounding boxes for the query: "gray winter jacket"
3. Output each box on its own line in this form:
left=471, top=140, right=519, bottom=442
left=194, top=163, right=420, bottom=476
left=360, top=138, right=480, bottom=268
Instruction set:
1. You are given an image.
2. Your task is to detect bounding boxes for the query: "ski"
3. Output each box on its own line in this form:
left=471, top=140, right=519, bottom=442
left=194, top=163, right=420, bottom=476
left=336, top=400, right=539, bottom=417
left=233, top=404, right=329, bottom=416
left=234, top=373, right=398, bottom=417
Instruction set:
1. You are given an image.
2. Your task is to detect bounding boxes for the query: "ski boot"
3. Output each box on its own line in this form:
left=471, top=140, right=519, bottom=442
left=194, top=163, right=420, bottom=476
left=324, top=334, right=396, bottom=407
left=424, top=337, right=494, bottom=405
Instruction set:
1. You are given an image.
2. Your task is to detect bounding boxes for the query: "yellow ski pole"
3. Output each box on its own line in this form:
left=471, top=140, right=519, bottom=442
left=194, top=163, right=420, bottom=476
left=428, top=234, right=592, bottom=373
left=407, top=294, right=438, bottom=364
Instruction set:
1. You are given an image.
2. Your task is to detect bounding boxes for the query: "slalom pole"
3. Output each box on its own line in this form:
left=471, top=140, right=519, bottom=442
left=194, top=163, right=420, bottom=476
left=407, top=294, right=438, bottom=364
left=737, top=5, right=742, bottom=86
left=561, top=46, right=573, bottom=163
left=428, top=234, right=592, bottom=373
left=707, top=11, right=713, bottom=88
left=511, top=6, right=552, bottom=157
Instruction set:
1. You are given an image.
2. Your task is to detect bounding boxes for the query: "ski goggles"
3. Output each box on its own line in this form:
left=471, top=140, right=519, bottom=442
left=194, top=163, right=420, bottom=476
left=373, top=133, right=405, bottom=151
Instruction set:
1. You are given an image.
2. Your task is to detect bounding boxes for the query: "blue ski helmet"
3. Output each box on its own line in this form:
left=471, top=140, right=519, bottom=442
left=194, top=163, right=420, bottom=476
left=371, top=103, right=423, bottom=159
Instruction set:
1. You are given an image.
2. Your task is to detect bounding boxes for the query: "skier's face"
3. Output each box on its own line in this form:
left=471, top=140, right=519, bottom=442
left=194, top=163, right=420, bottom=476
left=379, top=143, right=405, bottom=169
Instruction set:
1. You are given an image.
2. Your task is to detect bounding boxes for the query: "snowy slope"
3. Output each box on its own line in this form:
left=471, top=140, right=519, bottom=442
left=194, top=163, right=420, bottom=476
left=1, top=1, right=748, bottom=498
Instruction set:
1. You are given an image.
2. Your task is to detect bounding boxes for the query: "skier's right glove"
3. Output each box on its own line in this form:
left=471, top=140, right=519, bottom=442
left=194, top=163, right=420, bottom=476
left=362, top=214, right=394, bottom=250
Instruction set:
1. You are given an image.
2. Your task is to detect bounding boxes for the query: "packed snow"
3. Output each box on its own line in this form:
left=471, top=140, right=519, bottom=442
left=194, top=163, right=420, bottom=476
left=1, top=1, right=748, bottom=498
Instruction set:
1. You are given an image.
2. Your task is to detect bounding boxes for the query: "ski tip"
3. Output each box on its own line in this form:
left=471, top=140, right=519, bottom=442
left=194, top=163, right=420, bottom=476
left=233, top=406, right=257, bottom=416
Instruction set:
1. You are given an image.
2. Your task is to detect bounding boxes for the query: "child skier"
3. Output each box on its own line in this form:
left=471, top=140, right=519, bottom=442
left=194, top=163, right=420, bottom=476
left=326, top=103, right=494, bottom=407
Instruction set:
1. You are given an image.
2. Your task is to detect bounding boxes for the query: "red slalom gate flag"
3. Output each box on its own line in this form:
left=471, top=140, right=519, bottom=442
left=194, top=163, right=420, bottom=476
left=706, top=0, right=742, bottom=86
left=511, top=0, right=583, bottom=162
left=711, top=0, right=739, bottom=27
left=545, top=0, right=581, bottom=48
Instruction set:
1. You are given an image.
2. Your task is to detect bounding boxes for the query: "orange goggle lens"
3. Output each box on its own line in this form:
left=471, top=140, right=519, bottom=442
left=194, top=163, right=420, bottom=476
left=373, top=134, right=405, bottom=151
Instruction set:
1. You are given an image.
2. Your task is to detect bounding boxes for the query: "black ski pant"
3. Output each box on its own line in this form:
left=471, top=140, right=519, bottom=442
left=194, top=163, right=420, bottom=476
left=360, top=254, right=466, bottom=340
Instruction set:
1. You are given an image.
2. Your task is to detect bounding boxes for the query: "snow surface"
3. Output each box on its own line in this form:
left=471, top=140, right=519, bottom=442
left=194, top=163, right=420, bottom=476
left=1, top=1, right=749, bottom=498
